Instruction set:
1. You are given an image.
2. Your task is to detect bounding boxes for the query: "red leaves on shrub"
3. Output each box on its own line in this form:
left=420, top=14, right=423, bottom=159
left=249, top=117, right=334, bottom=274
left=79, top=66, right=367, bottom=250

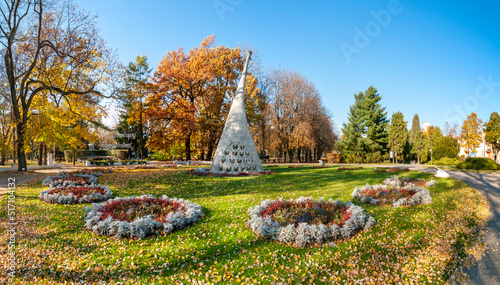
left=362, top=188, right=417, bottom=205
left=337, top=167, right=363, bottom=171
left=98, top=197, right=185, bottom=223
left=187, top=169, right=275, bottom=177
left=258, top=199, right=351, bottom=227
left=374, top=168, right=409, bottom=173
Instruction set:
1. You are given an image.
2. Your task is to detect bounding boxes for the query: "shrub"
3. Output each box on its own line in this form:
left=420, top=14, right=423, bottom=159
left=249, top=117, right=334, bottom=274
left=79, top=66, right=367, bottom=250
left=456, top=157, right=500, bottom=170
left=64, top=149, right=110, bottom=162
left=109, top=149, right=129, bottom=160
left=151, top=150, right=171, bottom=161
left=434, top=157, right=461, bottom=166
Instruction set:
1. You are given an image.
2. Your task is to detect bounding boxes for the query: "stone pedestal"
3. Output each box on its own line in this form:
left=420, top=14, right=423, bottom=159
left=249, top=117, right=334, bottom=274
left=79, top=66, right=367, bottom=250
left=47, top=153, right=54, bottom=166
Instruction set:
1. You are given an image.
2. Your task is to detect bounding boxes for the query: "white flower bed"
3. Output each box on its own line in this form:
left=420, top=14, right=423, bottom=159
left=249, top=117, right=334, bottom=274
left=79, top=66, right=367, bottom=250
left=42, top=173, right=99, bottom=187
left=39, top=185, right=113, bottom=204
left=84, top=195, right=203, bottom=239
left=246, top=197, right=376, bottom=248
left=352, top=183, right=432, bottom=207
left=383, top=175, right=436, bottom=188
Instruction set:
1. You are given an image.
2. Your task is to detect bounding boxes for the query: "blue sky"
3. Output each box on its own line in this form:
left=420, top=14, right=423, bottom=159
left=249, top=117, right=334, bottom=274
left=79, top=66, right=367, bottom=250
left=75, top=0, right=500, bottom=132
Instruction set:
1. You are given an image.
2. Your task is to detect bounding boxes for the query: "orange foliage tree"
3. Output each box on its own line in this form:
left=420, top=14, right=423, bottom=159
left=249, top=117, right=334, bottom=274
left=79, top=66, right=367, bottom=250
left=146, top=36, right=260, bottom=160
left=460, top=112, right=483, bottom=157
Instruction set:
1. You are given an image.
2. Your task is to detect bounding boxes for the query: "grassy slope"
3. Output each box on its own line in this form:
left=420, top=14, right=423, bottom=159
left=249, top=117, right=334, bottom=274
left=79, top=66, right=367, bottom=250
left=0, top=166, right=490, bottom=284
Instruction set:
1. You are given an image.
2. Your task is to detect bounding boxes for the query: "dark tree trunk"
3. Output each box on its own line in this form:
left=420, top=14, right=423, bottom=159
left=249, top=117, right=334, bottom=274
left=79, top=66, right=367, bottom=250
left=199, top=149, right=205, bottom=161
left=206, top=140, right=215, bottom=161
left=38, top=142, right=44, bottom=165
left=42, top=143, right=47, bottom=165
left=185, top=133, right=192, bottom=161
left=16, top=123, right=26, bottom=171
left=0, top=150, right=5, bottom=165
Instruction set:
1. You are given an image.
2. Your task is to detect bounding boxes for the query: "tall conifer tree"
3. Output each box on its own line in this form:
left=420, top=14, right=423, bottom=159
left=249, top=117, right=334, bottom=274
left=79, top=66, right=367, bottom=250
left=341, top=86, right=388, bottom=162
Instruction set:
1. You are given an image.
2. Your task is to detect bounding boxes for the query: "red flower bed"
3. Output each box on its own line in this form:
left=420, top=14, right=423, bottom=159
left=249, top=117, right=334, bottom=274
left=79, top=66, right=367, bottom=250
left=287, top=165, right=304, bottom=168
left=374, top=168, right=410, bottom=173
left=99, top=196, right=184, bottom=223
left=187, top=169, right=275, bottom=177
left=337, top=167, right=363, bottom=171
left=362, top=188, right=417, bottom=205
left=265, top=165, right=279, bottom=167
left=310, top=166, right=330, bottom=169
left=48, top=186, right=106, bottom=199
left=259, top=198, right=351, bottom=227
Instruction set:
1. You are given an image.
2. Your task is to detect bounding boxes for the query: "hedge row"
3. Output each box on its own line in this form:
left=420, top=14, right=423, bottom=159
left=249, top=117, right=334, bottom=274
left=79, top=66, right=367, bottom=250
left=63, top=149, right=129, bottom=163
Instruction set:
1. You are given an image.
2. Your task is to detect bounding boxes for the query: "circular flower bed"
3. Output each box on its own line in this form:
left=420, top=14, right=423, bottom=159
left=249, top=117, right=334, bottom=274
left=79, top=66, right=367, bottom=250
left=39, top=185, right=113, bottom=204
left=43, top=173, right=100, bottom=187
left=84, top=195, right=203, bottom=239
left=383, top=175, right=436, bottom=188
left=246, top=197, right=376, bottom=247
left=352, top=183, right=432, bottom=207
left=44, top=175, right=98, bottom=188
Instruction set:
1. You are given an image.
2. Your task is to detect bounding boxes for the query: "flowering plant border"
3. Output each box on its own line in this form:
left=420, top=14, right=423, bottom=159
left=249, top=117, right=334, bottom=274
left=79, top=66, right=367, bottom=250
left=352, top=183, right=432, bottom=207
left=39, top=185, right=113, bottom=204
left=188, top=167, right=275, bottom=177
left=42, top=173, right=99, bottom=187
left=84, top=195, right=203, bottom=239
left=337, top=166, right=363, bottom=171
left=383, top=175, right=436, bottom=188
left=374, top=168, right=410, bottom=173
left=246, top=197, right=376, bottom=248
left=44, top=176, right=98, bottom=188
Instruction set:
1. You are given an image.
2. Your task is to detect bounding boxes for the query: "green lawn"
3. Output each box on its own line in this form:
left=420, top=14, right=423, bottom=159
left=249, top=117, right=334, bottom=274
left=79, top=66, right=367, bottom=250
left=0, top=166, right=490, bottom=284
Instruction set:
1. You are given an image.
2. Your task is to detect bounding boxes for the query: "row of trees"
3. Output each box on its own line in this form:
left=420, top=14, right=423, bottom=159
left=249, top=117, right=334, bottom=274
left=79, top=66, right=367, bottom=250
left=0, top=0, right=337, bottom=170
left=341, top=86, right=500, bottom=164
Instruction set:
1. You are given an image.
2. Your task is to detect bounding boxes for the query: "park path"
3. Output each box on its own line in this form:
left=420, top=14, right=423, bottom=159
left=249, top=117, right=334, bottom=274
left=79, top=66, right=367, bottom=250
left=409, top=166, right=500, bottom=285
left=0, top=167, right=83, bottom=195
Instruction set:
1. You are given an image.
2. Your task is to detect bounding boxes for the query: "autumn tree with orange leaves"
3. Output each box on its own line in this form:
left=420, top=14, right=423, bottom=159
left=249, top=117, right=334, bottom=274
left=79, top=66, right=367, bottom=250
left=146, top=36, right=260, bottom=160
left=267, top=68, right=336, bottom=162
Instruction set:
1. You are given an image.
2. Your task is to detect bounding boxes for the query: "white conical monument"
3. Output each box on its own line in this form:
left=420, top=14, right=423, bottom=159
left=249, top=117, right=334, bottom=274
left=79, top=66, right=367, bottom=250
left=209, top=51, right=264, bottom=174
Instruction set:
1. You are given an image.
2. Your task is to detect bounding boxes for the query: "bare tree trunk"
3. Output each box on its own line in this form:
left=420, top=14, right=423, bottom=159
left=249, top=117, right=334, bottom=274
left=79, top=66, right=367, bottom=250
left=42, top=143, right=47, bottom=165
left=206, top=141, right=214, bottom=161
left=38, top=142, right=44, bottom=165
left=185, top=132, right=192, bottom=161
left=16, top=123, right=26, bottom=171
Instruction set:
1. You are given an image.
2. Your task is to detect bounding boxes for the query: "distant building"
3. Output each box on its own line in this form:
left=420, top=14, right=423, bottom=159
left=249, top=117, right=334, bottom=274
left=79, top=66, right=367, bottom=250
left=422, top=122, right=430, bottom=132
left=458, top=133, right=500, bottom=163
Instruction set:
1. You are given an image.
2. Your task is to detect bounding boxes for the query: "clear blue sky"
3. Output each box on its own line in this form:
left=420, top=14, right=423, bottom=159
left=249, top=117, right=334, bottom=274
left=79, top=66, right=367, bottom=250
left=75, top=0, right=500, bottom=132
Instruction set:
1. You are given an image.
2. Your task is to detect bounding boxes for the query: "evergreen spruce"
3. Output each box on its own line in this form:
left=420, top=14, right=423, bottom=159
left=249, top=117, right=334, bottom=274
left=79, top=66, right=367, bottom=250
left=341, top=86, right=388, bottom=162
